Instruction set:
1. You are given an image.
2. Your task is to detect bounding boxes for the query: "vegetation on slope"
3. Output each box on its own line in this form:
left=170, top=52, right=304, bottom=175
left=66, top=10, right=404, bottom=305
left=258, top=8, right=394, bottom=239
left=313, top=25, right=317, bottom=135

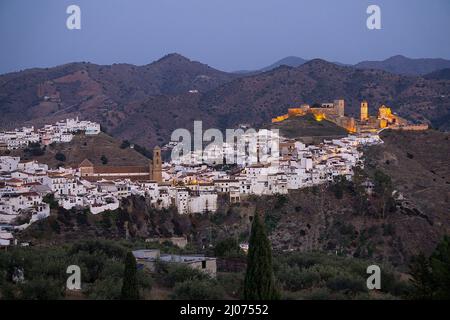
left=269, top=113, right=348, bottom=141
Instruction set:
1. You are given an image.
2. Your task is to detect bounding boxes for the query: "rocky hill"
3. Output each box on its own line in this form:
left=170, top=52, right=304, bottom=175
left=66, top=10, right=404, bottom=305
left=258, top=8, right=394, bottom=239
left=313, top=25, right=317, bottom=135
left=1, top=55, right=449, bottom=149
left=268, top=114, right=348, bottom=143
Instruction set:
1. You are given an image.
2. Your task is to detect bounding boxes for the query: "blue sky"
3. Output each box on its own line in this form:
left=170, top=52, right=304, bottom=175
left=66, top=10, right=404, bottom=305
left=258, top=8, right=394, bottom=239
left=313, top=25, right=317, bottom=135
left=1, top=0, right=449, bottom=74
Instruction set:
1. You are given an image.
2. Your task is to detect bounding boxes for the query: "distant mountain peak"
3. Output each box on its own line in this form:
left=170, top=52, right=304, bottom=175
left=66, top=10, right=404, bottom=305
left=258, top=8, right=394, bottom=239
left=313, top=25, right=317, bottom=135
left=156, top=53, right=192, bottom=63
left=260, top=56, right=307, bottom=72
left=301, top=58, right=340, bottom=69
left=304, top=58, right=329, bottom=64
left=388, top=54, right=408, bottom=60
left=355, top=55, right=450, bottom=75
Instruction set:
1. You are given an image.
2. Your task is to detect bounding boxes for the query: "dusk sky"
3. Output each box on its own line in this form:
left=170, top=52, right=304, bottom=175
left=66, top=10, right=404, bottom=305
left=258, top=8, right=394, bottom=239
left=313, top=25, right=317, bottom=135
left=1, top=0, right=450, bottom=74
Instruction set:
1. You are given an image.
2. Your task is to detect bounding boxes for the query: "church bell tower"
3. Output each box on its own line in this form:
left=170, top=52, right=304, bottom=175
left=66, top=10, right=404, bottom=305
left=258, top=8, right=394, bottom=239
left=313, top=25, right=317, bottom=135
left=152, top=146, right=162, bottom=183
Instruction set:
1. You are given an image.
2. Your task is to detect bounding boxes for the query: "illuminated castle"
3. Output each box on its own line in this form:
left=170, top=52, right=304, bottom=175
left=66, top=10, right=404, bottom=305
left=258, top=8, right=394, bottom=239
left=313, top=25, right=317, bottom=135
left=360, top=101, right=369, bottom=121
left=272, top=99, right=428, bottom=134
left=272, top=99, right=357, bottom=133
left=273, top=100, right=346, bottom=124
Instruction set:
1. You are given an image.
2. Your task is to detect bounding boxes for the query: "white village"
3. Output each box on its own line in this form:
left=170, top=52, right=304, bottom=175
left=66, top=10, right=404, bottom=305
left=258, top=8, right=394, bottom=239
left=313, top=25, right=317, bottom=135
left=0, top=113, right=383, bottom=247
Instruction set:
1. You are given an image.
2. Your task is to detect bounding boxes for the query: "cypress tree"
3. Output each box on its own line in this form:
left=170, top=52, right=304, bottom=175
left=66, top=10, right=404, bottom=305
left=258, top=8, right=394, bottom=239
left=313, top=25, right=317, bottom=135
left=244, top=213, right=279, bottom=300
left=121, top=251, right=140, bottom=300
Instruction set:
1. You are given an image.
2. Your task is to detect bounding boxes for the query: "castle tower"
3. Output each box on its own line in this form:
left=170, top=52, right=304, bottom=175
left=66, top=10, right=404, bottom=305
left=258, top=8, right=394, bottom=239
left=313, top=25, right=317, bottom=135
left=360, top=101, right=369, bottom=121
left=152, top=146, right=162, bottom=183
left=333, top=99, right=345, bottom=117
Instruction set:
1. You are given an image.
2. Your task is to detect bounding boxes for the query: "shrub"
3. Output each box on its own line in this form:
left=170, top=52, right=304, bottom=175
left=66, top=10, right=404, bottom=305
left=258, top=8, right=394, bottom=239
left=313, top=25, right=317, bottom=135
left=159, top=264, right=209, bottom=288
left=302, top=287, right=332, bottom=300
left=214, top=238, right=241, bottom=257
left=19, top=278, right=64, bottom=300
left=101, top=155, right=108, bottom=165
left=326, top=274, right=366, bottom=294
left=120, top=140, right=131, bottom=149
left=86, top=278, right=122, bottom=300
left=43, top=193, right=59, bottom=209
left=171, top=279, right=225, bottom=300
left=217, top=272, right=244, bottom=299
left=54, top=152, right=66, bottom=162
left=280, top=267, right=321, bottom=291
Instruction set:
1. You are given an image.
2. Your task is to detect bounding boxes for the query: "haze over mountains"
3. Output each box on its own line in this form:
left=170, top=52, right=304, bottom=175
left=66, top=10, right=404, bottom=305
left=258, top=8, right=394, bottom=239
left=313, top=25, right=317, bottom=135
left=354, top=55, right=450, bottom=76
left=0, top=53, right=449, bottom=148
left=243, top=54, right=450, bottom=76
left=235, top=56, right=309, bottom=74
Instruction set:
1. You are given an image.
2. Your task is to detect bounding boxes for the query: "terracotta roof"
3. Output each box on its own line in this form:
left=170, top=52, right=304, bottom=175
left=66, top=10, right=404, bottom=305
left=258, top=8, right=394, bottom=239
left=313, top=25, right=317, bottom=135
left=19, top=192, right=40, bottom=197
left=23, top=182, right=42, bottom=186
left=82, top=176, right=151, bottom=182
left=94, top=166, right=149, bottom=174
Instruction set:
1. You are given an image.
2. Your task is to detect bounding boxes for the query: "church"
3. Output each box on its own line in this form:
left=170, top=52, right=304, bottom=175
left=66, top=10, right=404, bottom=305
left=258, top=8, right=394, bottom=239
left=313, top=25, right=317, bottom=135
left=78, top=146, right=162, bottom=183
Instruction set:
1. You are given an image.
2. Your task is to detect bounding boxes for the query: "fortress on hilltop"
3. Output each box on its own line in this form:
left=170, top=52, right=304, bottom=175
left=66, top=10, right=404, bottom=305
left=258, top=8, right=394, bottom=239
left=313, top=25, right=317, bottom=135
left=272, top=99, right=428, bottom=133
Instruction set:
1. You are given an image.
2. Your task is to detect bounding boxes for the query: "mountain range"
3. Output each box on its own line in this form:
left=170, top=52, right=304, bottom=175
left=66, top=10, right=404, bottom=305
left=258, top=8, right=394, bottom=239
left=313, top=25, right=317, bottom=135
left=235, top=56, right=309, bottom=74
left=354, top=55, right=450, bottom=76
left=243, top=55, right=450, bottom=76
left=0, top=53, right=449, bottom=148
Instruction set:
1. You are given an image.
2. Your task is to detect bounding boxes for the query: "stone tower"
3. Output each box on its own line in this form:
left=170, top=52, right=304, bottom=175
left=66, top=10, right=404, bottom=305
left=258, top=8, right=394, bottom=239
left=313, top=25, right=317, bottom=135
left=360, top=101, right=369, bottom=121
left=333, top=99, right=345, bottom=117
left=152, top=146, right=162, bottom=183
left=148, top=159, right=153, bottom=181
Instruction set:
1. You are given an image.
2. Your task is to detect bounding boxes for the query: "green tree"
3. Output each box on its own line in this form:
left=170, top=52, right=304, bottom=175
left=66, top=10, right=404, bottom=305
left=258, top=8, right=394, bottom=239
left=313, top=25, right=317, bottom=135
left=409, top=236, right=450, bottom=300
left=120, top=252, right=139, bottom=300
left=120, top=140, right=131, bottom=149
left=214, top=238, right=241, bottom=257
left=244, top=214, right=279, bottom=300
left=409, top=253, right=434, bottom=299
left=429, top=236, right=450, bottom=299
left=54, top=152, right=66, bottom=162
left=43, top=193, right=59, bottom=209
left=373, top=170, right=394, bottom=219
left=100, top=155, right=109, bottom=165
left=352, top=167, right=370, bottom=216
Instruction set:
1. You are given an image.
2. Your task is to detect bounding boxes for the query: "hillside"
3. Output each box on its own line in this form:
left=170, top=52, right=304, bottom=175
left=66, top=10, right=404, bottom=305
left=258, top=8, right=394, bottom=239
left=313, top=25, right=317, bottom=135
left=268, top=114, right=348, bottom=143
left=1, top=55, right=450, bottom=149
left=355, top=55, right=450, bottom=76
left=234, top=56, right=308, bottom=75
left=17, top=130, right=450, bottom=270
left=260, top=56, right=308, bottom=72
left=1, top=132, right=149, bottom=168
left=200, top=59, right=450, bottom=133
left=365, top=129, right=450, bottom=229
left=0, top=53, right=238, bottom=130
left=424, top=68, right=450, bottom=81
